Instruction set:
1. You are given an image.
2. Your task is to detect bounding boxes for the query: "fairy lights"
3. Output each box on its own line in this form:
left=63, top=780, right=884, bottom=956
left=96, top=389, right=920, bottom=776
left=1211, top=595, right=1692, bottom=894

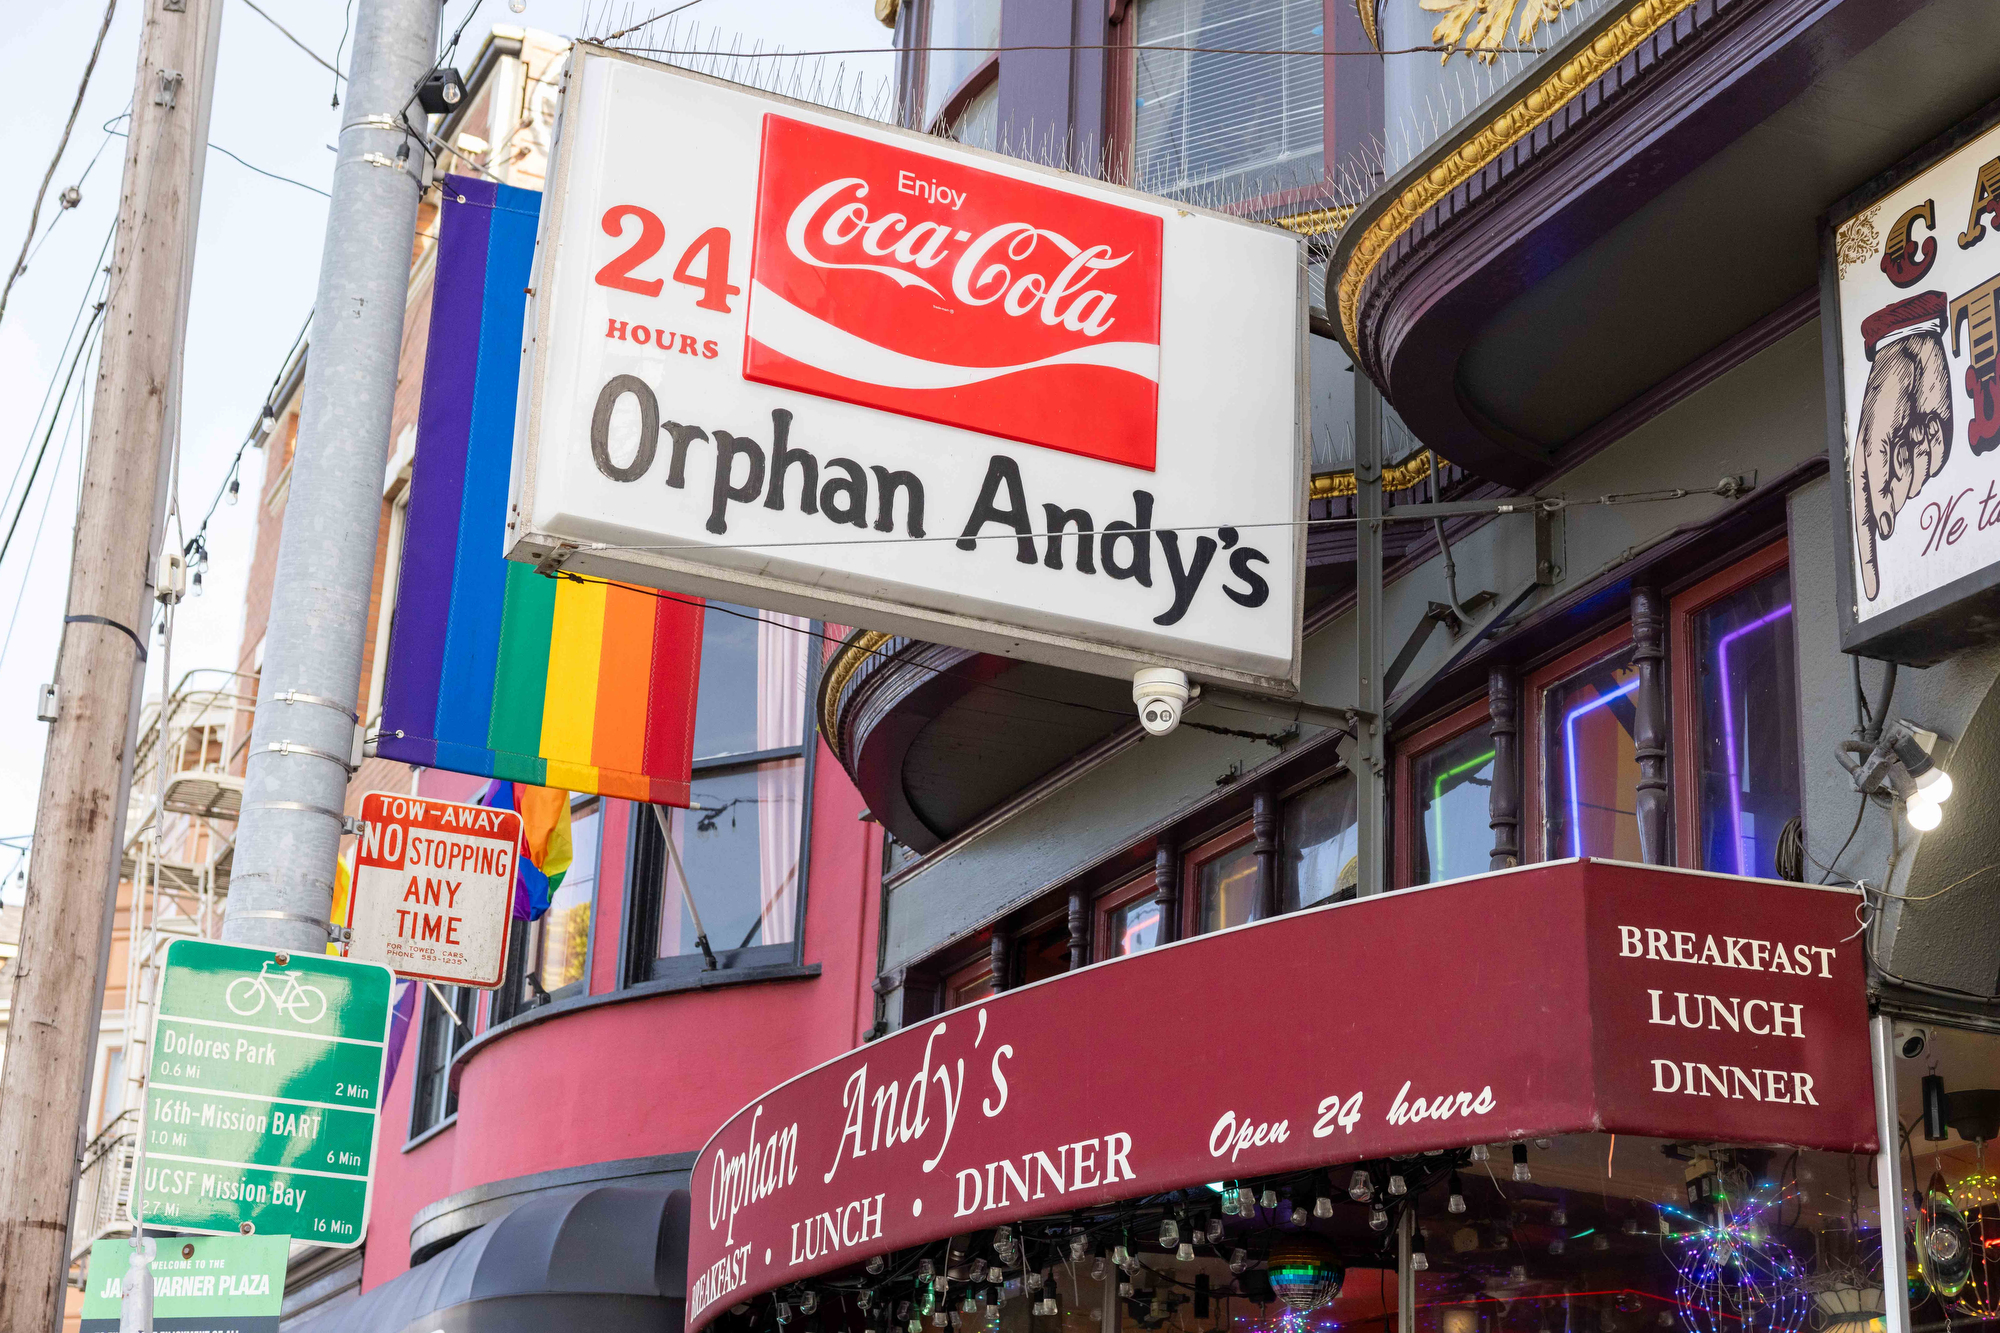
left=1662, top=1184, right=1809, bottom=1333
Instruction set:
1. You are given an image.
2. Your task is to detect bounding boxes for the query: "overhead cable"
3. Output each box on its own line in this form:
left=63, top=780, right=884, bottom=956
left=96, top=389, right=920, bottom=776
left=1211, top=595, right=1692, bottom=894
left=0, top=0, right=120, bottom=330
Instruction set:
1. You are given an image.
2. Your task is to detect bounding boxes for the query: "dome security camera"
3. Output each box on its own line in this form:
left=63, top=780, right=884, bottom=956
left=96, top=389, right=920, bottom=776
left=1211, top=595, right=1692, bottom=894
left=1132, top=668, right=1190, bottom=738
left=1896, top=1023, right=1931, bottom=1060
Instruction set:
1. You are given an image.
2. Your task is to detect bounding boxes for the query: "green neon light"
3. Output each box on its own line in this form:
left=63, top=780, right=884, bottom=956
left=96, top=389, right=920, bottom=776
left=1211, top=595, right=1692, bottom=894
left=1430, top=749, right=1497, bottom=881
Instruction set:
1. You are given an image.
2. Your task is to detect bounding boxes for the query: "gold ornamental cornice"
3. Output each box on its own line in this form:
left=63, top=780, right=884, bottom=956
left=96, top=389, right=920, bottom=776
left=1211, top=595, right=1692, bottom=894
left=1335, top=0, right=1700, bottom=351
left=1310, top=449, right=1435, bottom=499
left=817, top=629, right=895, bottom=750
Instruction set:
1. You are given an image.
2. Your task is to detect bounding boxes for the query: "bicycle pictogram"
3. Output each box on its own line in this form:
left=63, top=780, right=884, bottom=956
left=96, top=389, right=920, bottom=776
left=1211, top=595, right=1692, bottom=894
left=225, top=960, right=329, bottom=1026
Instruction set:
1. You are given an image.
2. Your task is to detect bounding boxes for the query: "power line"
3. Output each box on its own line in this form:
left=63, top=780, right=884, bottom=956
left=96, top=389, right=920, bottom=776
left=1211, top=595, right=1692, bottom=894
left=238, top=0, right=347, bottom=81
left=3, top=222, right=117, bottom=530
left=597, top=0, right=712, bottom=45
left=0, top=299, right=107, bottom=572
left=0, top=323, right=99, bottom=677
left=18, top=113, right=124, bottom=277
left=610, top=41, right=1545, bottom=60
left=0, top=0, right=120, bottom=330
left=101, top=116, right=332, bottom=198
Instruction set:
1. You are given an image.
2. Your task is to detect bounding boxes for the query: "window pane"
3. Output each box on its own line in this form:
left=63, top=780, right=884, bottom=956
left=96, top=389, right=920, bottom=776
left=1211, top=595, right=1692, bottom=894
left=1197, top=839, right=1258, bottom=933
left=1281, top=775, right=1357, bottom=910
left=657, top=759, right=805, bottom=959
left=410, top=984, right=475, bottom=1134
left=1543, top=652, right=1642, bottom=860
left=1693, top=570, right=1799, bottom=877
left=535, top=802, right=598, bottom=995
left=693, top=605, right=810, bottom=762
left=1133, top=0, right=1325, bottom=201
left=924, top=0, right=1000, bottom=128
left=1107, top=897, right=1162, bottom=956
left=949, top=80, right=999, bottom=153
left=948, top=967, right=994, bottom=1008
left=1413, top=730, right=1496, bottom=884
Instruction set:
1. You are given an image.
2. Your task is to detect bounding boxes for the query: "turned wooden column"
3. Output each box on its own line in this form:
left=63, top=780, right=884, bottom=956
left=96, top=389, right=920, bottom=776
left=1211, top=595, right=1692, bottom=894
left=1155, top=841, right=1181, bottom=943
left=1488, top=665, right=1522, bottom=870
left=1067, top=888, right=1089, bottom=970
left=1253, top=784, right=1281, bottom=918
left=1632, top=585, right=1671, bottom=864
left=989, top=925, right=1013, bottom=993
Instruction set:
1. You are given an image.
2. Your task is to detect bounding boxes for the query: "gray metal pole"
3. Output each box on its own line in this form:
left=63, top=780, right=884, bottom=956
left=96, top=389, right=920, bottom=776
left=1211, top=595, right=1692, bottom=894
left=1870, top=1013, right=1911, bottom=1333
left=1355, top=378, right=1386, bottom=895
left=223, top=0, right=439, bottom=952
left=1395, top=1205, right=1414, bottom=1333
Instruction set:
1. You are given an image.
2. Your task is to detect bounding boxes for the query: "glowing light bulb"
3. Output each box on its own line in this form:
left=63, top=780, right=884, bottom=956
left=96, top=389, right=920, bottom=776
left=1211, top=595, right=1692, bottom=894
left=1907, top=793, right=1942, bottom=831
left=1177, top=1242, right=1194, bottom=1261
left=1159, top=1219, right=1178, bottom=1247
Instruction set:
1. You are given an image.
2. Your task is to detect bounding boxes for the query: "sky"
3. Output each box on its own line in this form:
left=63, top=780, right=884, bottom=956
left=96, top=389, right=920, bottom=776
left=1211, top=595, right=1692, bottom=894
left=0, top=0, right=896, bottom=890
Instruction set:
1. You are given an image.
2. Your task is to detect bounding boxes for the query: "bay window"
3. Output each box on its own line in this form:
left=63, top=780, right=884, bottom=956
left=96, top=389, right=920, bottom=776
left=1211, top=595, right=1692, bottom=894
left=1279, top=772, right=1357, bottom=908
left=1675, top=546, right=1800, bottom=878
left=1537, top=639, right=1642, bottom=862
left=1127, top=0, right=1326, bottom=202
left=624, top=604, right=815, bottom=980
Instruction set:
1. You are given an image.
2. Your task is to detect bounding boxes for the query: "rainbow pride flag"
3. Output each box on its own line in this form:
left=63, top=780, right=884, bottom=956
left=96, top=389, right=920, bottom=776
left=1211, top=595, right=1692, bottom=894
left=378, top=177, right=702, bottom=805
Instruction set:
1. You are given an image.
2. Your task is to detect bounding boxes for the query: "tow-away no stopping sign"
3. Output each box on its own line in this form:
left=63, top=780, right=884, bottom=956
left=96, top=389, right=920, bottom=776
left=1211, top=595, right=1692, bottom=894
left=348, top=793, right=520, bottom=988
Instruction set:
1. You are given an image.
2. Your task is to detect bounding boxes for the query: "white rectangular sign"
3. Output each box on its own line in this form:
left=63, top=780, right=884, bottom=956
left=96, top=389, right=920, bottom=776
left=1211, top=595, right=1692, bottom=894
left=1831, top=112, right=2000, bottom=654
left=510, top=47, right=1307, bottom=691
left=348, top=793, right=519, bottom=988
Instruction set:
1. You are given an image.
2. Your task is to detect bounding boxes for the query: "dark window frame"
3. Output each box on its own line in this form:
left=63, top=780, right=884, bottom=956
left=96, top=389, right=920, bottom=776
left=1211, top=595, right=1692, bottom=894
left=407, top=981, right=477, bottom=1144
left=620, top=622, right=822, bottom=987
left=1108, top=0, right=1341, bottom=212
left=1670, top=539, right=1794, bottom=872
left=1181, top=820, right=1256, bottom=936
left=1525, top=624, right=1639, bottom=864
left=1093, top=869, right=1163, bottom=962
left=1393, top=697, right=1493, bottom=889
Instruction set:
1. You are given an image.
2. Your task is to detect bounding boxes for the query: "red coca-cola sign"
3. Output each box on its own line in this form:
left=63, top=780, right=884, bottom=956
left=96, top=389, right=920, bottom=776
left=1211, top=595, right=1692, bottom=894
left=744, top=115, right=1165, bottom=470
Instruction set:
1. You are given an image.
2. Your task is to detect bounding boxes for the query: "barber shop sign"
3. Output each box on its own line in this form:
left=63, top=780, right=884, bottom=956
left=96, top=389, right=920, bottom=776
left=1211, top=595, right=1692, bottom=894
left=1827, top=105, right=2000, bottom=663
left=510, top=46, right=1306, bottom=692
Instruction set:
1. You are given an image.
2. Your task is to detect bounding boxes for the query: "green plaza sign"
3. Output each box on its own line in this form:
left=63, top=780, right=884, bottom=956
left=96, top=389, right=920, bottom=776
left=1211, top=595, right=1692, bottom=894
left=141, top=940, right=393, bottom=1246
left=81, top=1234, right=288, bottom=1332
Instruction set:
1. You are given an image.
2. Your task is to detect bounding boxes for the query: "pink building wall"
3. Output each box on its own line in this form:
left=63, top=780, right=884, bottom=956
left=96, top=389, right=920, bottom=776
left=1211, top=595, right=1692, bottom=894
left=358, top=738, right=880, bottom=1291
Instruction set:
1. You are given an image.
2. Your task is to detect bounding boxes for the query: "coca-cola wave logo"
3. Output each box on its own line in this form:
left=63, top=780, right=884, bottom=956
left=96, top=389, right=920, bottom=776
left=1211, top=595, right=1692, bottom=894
left=745, top=115, right=1164, bottom=470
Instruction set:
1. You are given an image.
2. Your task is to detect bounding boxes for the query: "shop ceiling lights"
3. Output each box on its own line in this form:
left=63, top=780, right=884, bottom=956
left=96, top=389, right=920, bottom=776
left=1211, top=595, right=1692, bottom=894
left=1267, top=1235, right=1345, bottom=1315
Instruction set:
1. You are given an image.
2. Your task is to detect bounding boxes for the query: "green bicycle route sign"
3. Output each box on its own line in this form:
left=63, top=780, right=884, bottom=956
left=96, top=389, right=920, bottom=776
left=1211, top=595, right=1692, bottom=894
left=141, top=940, right=393, bottom=1247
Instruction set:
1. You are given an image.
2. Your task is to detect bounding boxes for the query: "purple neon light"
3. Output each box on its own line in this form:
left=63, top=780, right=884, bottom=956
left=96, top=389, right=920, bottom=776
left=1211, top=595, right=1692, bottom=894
left=1717, top=603, right=1793, bottom=875
left=1564, top=678, right=1642, bottom=858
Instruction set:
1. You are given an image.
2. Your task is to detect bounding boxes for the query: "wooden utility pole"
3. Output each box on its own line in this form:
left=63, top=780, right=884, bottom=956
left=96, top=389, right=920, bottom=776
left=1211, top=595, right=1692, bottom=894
left=0, top=0, right=223, bottom=1325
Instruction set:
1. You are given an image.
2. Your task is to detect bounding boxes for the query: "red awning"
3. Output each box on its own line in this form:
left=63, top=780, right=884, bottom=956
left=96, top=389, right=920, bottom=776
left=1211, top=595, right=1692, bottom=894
left=685, top=860, right=1874, bottom=1329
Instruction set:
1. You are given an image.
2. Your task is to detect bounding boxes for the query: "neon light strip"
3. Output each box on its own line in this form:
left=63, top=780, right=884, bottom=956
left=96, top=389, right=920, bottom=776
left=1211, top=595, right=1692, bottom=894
left=1717, top=603, right=1793, bottom=875
left=1430, top=749, right=1495, bottom=880
left=1565, top=678, right=1642, bottom=858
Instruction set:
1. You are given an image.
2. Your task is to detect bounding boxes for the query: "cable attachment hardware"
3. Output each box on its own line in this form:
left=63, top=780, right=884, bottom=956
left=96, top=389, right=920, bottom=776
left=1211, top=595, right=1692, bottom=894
left=273, top=690, right=359, bottom=723
left=535, top=542, right=581, bottom=576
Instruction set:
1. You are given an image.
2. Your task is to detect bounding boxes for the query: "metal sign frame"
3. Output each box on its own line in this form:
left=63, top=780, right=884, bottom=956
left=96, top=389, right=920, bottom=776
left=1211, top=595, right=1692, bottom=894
left=509, top=45, right=1309, bottom=696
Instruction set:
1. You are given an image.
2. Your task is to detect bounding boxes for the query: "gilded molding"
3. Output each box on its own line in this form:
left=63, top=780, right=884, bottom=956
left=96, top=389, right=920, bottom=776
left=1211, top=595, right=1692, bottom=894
left=1337, top=0, right=1699, bottom=350
left=1273, top=205, right=1356, bottom=238
left=817, top=629, right=894, bottom=750
left=1311, top=449, right=1435, bottom=499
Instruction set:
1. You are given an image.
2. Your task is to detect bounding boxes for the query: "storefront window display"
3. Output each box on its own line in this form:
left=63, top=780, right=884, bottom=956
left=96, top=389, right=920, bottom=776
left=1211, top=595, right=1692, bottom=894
left=1684, top=568, right=1800, bottom=880
left=724, top=1135, right=1885, bottom=1333
left=1411, top=731, right=1495, bottom=885
left=1542, top=651, right=1642, bottom=862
